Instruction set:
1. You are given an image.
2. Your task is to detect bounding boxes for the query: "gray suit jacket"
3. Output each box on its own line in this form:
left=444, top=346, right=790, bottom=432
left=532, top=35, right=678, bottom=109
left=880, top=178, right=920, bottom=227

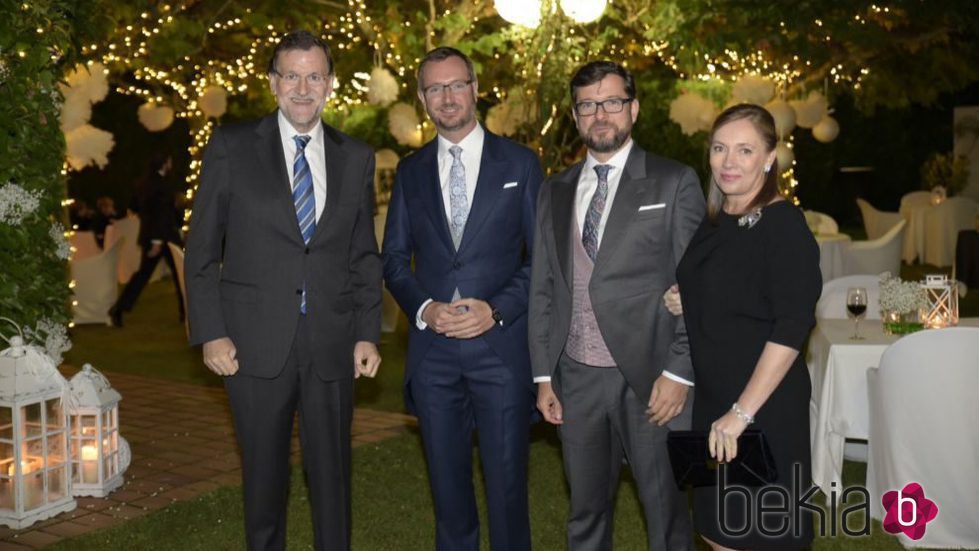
left=185, top=113, right=382, bottom=380
left=529, top=143, right=704, bottom=401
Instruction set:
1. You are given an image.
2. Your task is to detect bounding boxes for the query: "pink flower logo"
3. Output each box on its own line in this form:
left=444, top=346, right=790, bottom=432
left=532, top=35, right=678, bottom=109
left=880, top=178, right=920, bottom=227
left=881, top=482, right=938, bottom=540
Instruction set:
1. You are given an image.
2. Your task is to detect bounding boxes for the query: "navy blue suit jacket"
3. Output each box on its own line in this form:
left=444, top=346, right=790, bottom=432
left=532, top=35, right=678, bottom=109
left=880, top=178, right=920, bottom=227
left=382, top=130, right=543, bottom=410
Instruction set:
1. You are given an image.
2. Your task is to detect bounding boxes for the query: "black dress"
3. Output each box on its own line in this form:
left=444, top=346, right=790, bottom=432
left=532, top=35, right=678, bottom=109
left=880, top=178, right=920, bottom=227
left=676, top=201, right=821, bottom=550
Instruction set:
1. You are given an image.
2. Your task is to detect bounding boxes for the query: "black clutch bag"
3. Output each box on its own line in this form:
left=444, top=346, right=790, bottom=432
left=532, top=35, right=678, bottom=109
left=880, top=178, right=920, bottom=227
left=666, top=429, right=777, bottom=488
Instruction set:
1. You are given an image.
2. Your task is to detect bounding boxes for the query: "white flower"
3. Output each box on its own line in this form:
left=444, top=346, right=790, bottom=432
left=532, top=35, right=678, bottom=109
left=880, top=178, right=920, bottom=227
left=23, top=318, right=72, bottom=366
left=49, top=221, right=71, bottom=260
left=878, top=273, right=928, bottom=313
left=0, top=182, right=42, bottom=225
left=366, top=67, right=399, bottom=107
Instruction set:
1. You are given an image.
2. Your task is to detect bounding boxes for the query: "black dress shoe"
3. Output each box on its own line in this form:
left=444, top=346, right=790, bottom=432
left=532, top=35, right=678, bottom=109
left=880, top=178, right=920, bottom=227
left=108, top=306, right=123, bottom=327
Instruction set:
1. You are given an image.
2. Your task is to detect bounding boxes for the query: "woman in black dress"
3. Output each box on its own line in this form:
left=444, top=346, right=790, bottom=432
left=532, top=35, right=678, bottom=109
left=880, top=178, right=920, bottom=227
left=670, top=104, right=821, bottom=550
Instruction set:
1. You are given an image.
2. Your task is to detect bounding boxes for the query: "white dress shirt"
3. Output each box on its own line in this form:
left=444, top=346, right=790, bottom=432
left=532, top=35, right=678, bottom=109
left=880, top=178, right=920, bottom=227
left=277, top=111, right=327, bottom=223
left=416, top=124, right=486, bottom=329
left=535, top=139, right=693, bottom=387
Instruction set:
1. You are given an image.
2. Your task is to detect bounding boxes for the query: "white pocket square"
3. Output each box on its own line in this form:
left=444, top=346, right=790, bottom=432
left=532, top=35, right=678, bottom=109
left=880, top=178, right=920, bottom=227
left=503, top=181, right=519, bottom=189
left=638, top=203, right=666, bottom=211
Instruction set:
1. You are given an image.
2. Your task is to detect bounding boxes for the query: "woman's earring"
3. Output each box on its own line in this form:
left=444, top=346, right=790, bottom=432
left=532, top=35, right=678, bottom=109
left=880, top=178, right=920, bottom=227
left=764, top=165, right=771, bottom=173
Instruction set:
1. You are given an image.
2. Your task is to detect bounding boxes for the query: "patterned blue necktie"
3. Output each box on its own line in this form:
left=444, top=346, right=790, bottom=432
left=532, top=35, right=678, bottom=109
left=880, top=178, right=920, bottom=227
left=582, top=164, right=612, bottom=262
left=448, top=145, right=469, bottom=249
left=293, top=135, right=315, bottom=313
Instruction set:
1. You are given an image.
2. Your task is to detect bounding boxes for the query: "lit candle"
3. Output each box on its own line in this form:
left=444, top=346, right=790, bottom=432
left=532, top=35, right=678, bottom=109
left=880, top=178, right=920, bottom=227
left=7, top=457, right=41, bottom=508
left=81, top=445, right=99, bottom=483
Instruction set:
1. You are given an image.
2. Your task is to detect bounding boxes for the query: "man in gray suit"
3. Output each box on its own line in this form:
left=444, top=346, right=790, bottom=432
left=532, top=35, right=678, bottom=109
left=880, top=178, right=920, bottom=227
left=185, top=31, right=381, bottom=550
left=529, top=60, right=705, bottom=550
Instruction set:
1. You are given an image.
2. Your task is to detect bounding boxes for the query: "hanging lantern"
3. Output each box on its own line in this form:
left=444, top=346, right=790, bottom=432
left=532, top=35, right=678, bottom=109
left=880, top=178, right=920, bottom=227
left=920, top=274, right=959, bottom=329
left=812, top=115, right=840, bottom=143
left=0, top=336, right=76, bottom=529
left=494, top=0, right=542, bottom=28
left=560, top=0, right=607, bottom=23
left=67, top=364, right=129, bottom=497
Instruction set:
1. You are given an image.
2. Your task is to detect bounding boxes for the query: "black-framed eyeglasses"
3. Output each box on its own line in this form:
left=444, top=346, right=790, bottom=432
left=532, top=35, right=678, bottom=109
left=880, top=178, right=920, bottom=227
left=272, top=70, right=329, bottom=87
left=422, top=79, right=474, bottom=98
left=574, top=97, right=633, bottom=116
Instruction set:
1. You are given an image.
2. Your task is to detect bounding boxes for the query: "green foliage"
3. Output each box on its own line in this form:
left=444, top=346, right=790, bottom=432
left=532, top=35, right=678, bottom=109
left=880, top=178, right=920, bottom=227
left=0, top=0, right=108, bottom=344
left=920, top=152, right=970, bottom=195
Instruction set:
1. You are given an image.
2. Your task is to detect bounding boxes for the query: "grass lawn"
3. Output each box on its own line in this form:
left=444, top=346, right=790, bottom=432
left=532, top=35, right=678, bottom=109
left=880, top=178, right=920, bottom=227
left=57, top=276, right=972, bottom=549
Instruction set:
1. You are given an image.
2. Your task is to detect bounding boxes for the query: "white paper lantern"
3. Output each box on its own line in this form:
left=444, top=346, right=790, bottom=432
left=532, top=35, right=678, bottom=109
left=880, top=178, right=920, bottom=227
left=731, top=75, right=775, bottom=106
left=0, top=337, right=76, bottom=529
left=790, top=91, right=828, bottom=129
left=920, top=274, right=958, bottom=328
left=137, top=103, right=174, bottom=132
left=495, top=0, right=542, bottom=28
left=199, top=86, right=228, bottom=119
left=765, top=98, right=797, bottom=138
left=388, top=102, right=423, bottom=148
left=669, top=92, right=718, bottom=136
left=776, top=141, right=794, bottom=170
left=67, top=364, right=128, bottom=497
left=65, top=124, right=115, bottom=171
left=812, top=115, right=840, bottom=143
left=367, top=67, right=399, bottom=107
left=560, top=0, right=607, bottom=23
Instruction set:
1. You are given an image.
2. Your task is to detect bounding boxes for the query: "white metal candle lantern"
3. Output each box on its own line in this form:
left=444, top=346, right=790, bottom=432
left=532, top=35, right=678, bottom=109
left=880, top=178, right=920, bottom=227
left=0, top=336, right=76, bottom=529
left=67, top=364, right=128, bottom=497
left=921, top=274, right=959, bottom=329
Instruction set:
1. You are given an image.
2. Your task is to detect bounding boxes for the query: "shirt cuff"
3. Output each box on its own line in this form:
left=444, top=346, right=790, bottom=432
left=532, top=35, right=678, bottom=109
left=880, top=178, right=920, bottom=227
left=662, top=370, right=694, bottom=387
left=533, top=376, right=552, bottom=383
left=151, top=239, right=163, bottom=245
left=415, top=298, right=434, bottom=330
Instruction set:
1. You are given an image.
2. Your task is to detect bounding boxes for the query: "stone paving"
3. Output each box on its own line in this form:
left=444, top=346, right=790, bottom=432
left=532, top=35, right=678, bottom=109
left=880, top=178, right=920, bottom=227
left=0, top=372, right=416, bottom=550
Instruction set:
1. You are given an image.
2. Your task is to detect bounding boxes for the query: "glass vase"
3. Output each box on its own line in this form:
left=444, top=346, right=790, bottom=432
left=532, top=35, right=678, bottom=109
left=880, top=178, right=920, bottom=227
left=881, top=310, right=924, bottom=335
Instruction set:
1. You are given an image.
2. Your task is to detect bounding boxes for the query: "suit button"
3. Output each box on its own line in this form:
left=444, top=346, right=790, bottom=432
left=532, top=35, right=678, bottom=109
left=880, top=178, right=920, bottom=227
left=305, top=247, right=310, bottom=255
left=453, top=261, right=461, bottom=269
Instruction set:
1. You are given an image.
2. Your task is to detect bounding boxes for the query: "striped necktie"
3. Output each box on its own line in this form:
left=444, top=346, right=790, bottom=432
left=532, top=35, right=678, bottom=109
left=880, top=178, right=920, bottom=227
left=582, top=164, right=612, bottom=262
left=293, top=135, right=315, bottom=313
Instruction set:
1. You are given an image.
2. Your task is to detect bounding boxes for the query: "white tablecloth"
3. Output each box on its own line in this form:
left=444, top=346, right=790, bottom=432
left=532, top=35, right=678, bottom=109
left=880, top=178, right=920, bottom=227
left=815, top=233, right=850, bottom=282
left=807, top=317, right=979, bottom=494
left=900, top=202, right=930, bottom=263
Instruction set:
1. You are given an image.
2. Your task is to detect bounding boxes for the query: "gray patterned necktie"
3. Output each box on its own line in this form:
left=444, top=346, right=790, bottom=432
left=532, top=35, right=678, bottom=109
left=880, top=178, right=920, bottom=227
left=582, top=164, right=612, bottom=262
left=448, top=145, right=469, bottom=249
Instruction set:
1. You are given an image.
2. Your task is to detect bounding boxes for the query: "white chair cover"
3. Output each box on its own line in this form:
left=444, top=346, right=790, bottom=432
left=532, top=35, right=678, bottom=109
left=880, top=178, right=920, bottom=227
left=856, top=198, right=904, bottom=241
left=69, top=231, right=100, bottom=261
left=866, top=327, right=979, bottom=549
left=923, top=196, right=978, bottom=267
left=803, top=209, right=839, bottom=235
left=71, top=238, right=123, bottom=324
left=843, top=219, right=906, bottom=277
left=104, top=215, right=141, bottom=284
left=374, top=205, right=401, bottom=333
left=816, top=274, right=881, bottom=320
left=167, top=243, right=189, bottom=339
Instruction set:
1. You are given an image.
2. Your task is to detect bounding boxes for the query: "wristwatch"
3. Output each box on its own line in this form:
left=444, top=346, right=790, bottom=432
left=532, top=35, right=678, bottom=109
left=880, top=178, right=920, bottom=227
left=490, top=305, right=504, bottom=326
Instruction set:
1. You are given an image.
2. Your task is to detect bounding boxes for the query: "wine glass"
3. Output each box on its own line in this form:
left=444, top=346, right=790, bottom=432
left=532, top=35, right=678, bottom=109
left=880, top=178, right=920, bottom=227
left=846, top=287, right=868, bottom=340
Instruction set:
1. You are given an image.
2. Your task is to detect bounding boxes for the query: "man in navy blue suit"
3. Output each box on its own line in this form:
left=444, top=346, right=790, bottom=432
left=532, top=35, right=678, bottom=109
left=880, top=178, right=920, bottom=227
left=382, top=47, right=543, bottom=550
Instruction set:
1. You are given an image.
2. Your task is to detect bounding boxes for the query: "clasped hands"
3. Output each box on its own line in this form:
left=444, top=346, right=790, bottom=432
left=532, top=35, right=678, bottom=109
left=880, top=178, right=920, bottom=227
left=422, top=298, right=495, bottom=339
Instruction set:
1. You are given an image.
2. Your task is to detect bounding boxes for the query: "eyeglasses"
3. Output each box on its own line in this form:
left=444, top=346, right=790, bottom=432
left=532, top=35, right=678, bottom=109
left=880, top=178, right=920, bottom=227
left=574, top=97, right=633, bottom=116
left=422, top=79, right=473, bottom=99
left=273, top=70, right=329, bottom=87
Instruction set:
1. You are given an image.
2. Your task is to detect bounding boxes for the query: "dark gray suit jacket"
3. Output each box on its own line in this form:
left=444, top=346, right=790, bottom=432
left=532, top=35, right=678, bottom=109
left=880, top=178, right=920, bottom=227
left=529, top=143, right=704, bottom=402
left=186, top=113, right=382, bottom=380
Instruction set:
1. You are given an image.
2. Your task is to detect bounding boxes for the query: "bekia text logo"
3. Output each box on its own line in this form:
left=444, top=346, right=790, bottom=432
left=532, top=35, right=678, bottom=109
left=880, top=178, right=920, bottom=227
left=881, top=483, right=938, bottom=540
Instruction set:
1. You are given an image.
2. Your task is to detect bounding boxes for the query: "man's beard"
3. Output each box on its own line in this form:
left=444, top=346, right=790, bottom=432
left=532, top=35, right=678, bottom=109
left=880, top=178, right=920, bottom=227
left=430, top=103, right=475, bottom=133
left=582, top=123, right=630, bottom=153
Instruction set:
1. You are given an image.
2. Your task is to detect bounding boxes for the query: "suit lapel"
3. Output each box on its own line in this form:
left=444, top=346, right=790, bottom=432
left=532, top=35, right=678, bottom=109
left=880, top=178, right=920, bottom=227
left=458, top=132, right=504, bottom=251
left=593, top=144, right=651, bottom=273
left=253, top=114, right=303, bottom=243
left=314, top=125, right=348, bottom=242
left=414, top=142, right=456, bottom=252
left=551, top=164, right=581, bottom=291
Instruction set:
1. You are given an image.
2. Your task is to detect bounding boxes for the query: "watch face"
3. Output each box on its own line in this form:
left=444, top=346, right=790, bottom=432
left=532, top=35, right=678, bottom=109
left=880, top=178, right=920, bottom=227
left=492, top=309, right=503, bottom=323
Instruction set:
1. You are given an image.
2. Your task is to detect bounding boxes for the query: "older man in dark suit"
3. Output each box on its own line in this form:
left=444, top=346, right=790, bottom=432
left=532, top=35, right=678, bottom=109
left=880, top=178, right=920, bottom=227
left=185, top=31, right=381, bottom=551
left=529, top=60, right=705, bottom=550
